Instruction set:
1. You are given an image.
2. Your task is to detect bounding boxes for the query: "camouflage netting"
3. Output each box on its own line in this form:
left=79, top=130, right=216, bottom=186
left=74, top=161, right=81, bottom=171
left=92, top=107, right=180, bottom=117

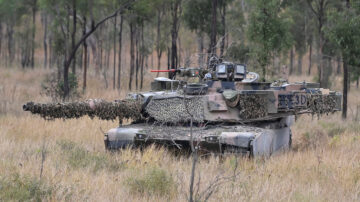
left=238, top=94, right=267, bottom=119
left=145, top=96, right=204, bottom=123
left=307, top=94, right=337, bottom=116
left=23, top=99, right=143, bottom=121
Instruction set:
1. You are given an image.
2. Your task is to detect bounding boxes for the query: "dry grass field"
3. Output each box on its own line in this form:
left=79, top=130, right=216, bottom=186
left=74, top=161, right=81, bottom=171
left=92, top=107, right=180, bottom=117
left=1, top=66, right=360, bottom=201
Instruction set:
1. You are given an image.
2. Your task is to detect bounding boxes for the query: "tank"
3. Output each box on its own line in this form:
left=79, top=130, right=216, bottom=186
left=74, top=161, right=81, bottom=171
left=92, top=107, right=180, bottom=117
left=23, top=58, right=342, bottom=156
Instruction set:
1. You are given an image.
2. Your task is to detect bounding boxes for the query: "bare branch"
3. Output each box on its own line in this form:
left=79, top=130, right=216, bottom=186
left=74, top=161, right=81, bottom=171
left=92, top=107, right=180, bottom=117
left=64, top=0, right=134, bottom=70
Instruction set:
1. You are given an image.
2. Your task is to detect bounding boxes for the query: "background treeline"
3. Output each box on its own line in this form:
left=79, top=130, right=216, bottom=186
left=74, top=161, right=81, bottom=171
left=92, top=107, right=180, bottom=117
left=0, top=0, right=359, bottom=118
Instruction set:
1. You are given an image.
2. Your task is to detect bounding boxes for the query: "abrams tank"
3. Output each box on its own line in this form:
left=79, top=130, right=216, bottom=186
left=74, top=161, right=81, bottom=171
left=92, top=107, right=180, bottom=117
left=23, top=59, right=342, bottom=156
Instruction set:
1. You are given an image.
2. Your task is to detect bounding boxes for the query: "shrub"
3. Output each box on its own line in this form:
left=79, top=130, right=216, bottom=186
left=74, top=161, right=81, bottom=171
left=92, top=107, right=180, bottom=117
left=41, top=72, right=80, bottom=101
left=57, top=140, right=124, bottom=173
left=0, top=174, right=52, bottom=201
left=319, top=122, right=346, bottom=137
left=127, top=167, right=176, bottom=197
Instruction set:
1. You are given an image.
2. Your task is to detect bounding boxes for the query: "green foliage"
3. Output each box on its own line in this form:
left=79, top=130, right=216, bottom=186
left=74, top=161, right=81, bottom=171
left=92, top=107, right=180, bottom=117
left=41, top=72, right=80, bottom=101
left=57, top=140, right=124, bottom=173
left=0, top=173, right=52, bottom=201
left=326, top=4, right=360, bottom=79
left=183, top=0, right=233, bottom=37
left=225, top=43, right=250, bottom=63
left=183, top=0, right=212, bottom=34
left=247, top=0, right=292, bottom=79
left=319, top=121, right=346, bottom=137
left=127, top=166, right=176, bottom=197
left=285, top=0, right=312, bottom=55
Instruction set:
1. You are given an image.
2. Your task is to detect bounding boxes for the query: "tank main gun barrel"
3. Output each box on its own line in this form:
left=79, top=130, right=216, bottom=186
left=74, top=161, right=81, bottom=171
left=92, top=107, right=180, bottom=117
left=150, top=68, right=204, bottom=78
left=23, top=99, right=143, bottom=121
left=150, top=69, right=177, bottom=73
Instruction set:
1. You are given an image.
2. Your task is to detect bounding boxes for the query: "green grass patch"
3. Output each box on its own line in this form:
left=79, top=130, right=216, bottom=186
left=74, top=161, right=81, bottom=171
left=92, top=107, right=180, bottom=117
left=0, top=173, right=52, bottom=201
left=57, top=140, right=125, bottom=173
left=127, top=166, right=177, bottom=198
left=319, top=121, right=346, bottom=137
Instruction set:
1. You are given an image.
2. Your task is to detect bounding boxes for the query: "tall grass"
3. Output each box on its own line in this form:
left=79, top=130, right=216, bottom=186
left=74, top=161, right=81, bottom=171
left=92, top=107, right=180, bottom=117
left=0, top=67, right=359, bottom=201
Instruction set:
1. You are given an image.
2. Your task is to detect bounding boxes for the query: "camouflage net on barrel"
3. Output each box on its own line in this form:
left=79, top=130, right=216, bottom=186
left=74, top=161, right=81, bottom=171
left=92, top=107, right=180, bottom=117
left=307, top=94, right=337, bottom=116
left=238, top=94, right=267, bottom=119
left=145, top=96, right=204, bottom=123
left=22, top=99, right=143, bottom=121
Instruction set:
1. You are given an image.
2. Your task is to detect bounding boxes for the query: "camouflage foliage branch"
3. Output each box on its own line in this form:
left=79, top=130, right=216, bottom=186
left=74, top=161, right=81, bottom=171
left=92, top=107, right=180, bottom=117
left=238, top=94, right=267, bottom=119
left=22, top=99, right=143, bottom=121
left=307, top=94, right=337, bottom=116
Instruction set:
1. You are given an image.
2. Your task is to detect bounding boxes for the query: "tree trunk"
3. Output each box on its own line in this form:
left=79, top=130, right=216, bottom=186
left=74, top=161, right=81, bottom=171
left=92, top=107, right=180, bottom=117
left=83, top=19, right=88, bottom=92
left=63, top=9, right=70, bottom=100
left=31, top=0, right=37, bottom=68
left=71, top=0, right=77, bottom=73
left=297, top=53, right=303, bottom=75
left=342, top=61, right=348, bottom=119
left=220, top=1, right=226, bottom=58
left=129, top=23, right=135, bottom=90
left=336, top=56, right=341, bottom=75
left=135, top=26, right=139, bottom=90
left=178, top=35, right=181, bottom=67
left=140, top=25, right=144, bottom=90
left=49, top=35, right=53, bottom=68
left=6, top=23, right=14, bottom=65
left=197, top=31, right=204, bottom=68
left=348, top=67, right=351, bottom=91
left=41, top=12, right=48, bottom=68
left=170, top=0, right=180, bottom=78
left=117, top=15, right=123, bottom=90
left=156, top=9, right=163, bottom=77
left=289, top=48, right=294, bottom=75
left=167, top=47, right=170, bottom=71
left=0, top=23, right=3, bottom=59
left=317, top=15, right=324, bottom=87
left=113, top=15, right=117, bottom=89
left=308, top=42, right=312, bottom=75
left=209, top=0, right=218, bottom=59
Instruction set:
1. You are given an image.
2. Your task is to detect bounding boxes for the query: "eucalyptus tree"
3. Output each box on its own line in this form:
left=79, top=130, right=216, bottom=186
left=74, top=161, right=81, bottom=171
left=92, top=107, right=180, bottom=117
left=40, top=0, right=133, bottom=99
left=305, top=0, right=341, bottom=87
left=247, top=0, right=292, bottom=81
left=125, top=0, right=155, bottom=90
left=0, top=0, right=30, bottom=65
left=327, top=0, right=360, bottom=119
left=183, top=0, right=212, bottom=66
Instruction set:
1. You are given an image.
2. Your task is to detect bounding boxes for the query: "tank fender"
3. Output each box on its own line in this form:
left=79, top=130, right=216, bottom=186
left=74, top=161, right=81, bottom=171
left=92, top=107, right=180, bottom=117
left=219, top=132, right=255, bottom=148
left=281, top=115, right=295, bottom=127
left=105, top=127, right=140, bottom=150
left=251, top=127, right=291, bottom=156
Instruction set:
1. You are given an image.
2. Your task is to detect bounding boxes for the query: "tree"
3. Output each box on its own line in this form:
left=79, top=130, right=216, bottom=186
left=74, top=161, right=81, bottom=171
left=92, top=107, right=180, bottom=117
left=183, top=0, right=212, bottom=67
left=170, top=0, right=181, bottom=76
left=248, top=0, right=292, bottom=80
left=41, top=0, right=132, bottom=99
left=286, top=0, right=309, bottom=75
left=306, top=0, right=340, bottom=87
left=209, top=0, right=217, bottom=58
left=117, top=14, right=123, bottom=91
left=327, top=0, right=360, bottom=119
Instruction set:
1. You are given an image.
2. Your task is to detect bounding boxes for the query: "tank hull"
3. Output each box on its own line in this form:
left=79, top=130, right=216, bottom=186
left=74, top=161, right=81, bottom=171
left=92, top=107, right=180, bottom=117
left=105, top=116, right=294, bottom=157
